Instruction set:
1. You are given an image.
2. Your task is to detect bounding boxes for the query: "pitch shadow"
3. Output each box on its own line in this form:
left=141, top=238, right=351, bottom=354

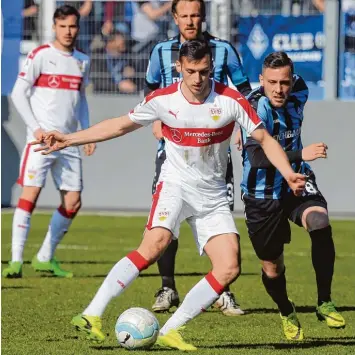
left=200, top=339, right=355, bottom=350
left=1, top=286, right=32, bottom=290
left=247, top=305, right=355, bottom=314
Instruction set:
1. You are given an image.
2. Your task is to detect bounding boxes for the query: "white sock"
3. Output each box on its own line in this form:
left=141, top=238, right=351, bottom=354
left=160, top=272, right=224, bottom=335
left=84, top=251, right=149, bottom=317
left=37, top=206, right=76, bottom=262
left=11, top=199, right=35, bottom=262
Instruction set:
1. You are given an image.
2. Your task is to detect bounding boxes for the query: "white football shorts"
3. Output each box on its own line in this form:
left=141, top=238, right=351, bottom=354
left=146, top=180, right=238, bottom=255
left=17, top=143, right=82, bottom=191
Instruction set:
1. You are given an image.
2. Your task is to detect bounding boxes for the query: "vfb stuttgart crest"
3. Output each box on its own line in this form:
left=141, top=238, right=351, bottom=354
left=210, top=107, right=222, bottom=121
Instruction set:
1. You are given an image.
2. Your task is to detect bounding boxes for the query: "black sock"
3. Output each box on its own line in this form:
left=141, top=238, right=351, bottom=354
left=309, top=225, right=334, bottom=305
left=158, top=239, right=178, bottom=290
left=262, top=268, right=293, bottom=316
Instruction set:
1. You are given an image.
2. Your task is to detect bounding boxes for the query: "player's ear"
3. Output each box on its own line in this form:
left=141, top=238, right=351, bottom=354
left=176, top=60, right=182, bottom=73
left=259, top=74, right=264, bottom=86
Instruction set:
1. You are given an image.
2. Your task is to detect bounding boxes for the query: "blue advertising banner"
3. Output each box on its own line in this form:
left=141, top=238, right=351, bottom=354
left=339, top=10, right=355, bottom=100
left=239, top=15, right=324, bottom=99
left=1, top=0, right=23, bottom=95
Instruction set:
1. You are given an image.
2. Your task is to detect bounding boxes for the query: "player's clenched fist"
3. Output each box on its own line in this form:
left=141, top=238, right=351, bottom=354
left=83, top=143, right=96, bottom=156
left=302, top=142, right=328, bottom=161
left=286, top=173, right=306, bottom=196
left=31, top=131, right=69, bottom=155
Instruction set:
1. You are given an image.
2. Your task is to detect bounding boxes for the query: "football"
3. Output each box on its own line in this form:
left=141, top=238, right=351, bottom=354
left=115, top=307, right=160, bottom=350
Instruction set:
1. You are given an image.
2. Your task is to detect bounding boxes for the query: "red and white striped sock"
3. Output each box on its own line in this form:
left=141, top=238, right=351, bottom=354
left=84, top=251, right=149, bottom=317
left=37, top=206, right=77, bottom=262
left=160, top=272, right=224, bottom=335
left=11, top=199, right=35, bottom=262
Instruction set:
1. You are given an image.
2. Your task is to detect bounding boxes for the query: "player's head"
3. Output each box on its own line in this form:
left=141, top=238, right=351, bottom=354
left=53, top=5, right=80, bottom=50
left=172, top=0, right=205, bottom=41
left=260, top=51, right=294, bottom=108
left=177, top=39, right=212, bottom=96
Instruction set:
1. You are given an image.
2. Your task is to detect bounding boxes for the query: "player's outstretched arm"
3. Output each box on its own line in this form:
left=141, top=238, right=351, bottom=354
left=251, top=127, right=306, bottom=196
left=32, top=115, right=142, bottom=155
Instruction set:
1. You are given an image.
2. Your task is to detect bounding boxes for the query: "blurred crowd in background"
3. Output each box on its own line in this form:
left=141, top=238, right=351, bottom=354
left=21, top=0, right=354, bottom=97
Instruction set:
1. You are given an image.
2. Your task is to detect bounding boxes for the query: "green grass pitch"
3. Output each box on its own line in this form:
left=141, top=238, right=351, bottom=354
left=2, top=213, right=355, bottom=355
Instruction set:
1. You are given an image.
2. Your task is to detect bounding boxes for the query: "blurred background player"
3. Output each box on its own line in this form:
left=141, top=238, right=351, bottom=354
left=2, top=5, right=96, bottom=279
left=145, top=0, right=252, bottom=315
left=240, top=52, right=345, bottom=340
left=32, top=40, right=305, bottom=350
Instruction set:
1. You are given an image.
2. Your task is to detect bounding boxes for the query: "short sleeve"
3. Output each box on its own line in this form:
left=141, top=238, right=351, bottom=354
left=233, top=94, right=263, bottom=135
left=128, top=94, right=158, bottom=126
left=18, top=51, right=41, bottom=85
left=145, top=45, right=162, bottom=86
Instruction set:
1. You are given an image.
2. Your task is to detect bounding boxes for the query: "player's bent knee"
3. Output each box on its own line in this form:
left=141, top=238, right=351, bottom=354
left=138, top=228, right=172, bottom=264
left=304, top=207, right=329, bottom=232
left=61, top=191, right=82, bottom=212
left=262, top=258, right=284, bottom=278
left=214, top=261, right=240, bottom=285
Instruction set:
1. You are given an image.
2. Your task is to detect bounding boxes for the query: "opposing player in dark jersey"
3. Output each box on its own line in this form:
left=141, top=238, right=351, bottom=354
left=240, top=52, right=346, bottom=341
left=145, top=0, right=251, bottom=315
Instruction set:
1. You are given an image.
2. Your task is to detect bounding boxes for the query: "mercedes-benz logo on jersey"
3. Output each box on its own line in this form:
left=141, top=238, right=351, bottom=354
left=170, top=128, right=182, bottom=143
left=247, top=24, right=269, bottom=60
left=48, top=75, right=60, bottom=88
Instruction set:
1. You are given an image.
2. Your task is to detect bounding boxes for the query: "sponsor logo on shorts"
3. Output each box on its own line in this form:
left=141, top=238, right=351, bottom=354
left=28, top=169, right=37, bottom=180
left=158, top=210, right=170, bottom=221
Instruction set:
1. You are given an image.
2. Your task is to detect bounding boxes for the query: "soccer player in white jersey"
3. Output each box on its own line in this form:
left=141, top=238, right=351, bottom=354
left=2, top=5, right=95, bottom=279
left=33, top=40, right=305, bottom=350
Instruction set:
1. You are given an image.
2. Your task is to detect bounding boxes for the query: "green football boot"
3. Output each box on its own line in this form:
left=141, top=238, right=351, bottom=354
left=2, top=261, right=22, bottom=278
left=316, top=301, right=346, bottom=329
left=71, top=314, right=105, bottom=343
left=280, top=301, right=304, bottom=341
left=31, top=256, right=73, bottom=278
left=156, top=328, right=197, bottom=351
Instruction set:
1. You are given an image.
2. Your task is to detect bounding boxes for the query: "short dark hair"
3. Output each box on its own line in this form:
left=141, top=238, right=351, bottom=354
left=53, top=5, right=80, bottom=25
left=179, top=39, right=211, bottom=62
left=172, top=0, right=206, bottom=21
left=263, top=52, right=294, bottom=74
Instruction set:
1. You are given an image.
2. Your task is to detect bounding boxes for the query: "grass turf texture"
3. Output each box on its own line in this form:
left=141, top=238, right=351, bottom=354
left=2, top=213, right=355, bottom=355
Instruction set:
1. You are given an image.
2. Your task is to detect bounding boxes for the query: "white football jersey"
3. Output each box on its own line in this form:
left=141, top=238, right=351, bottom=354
left=129, top=81, right=262, bottom=196
left=18, top=43, right=90, bottom=141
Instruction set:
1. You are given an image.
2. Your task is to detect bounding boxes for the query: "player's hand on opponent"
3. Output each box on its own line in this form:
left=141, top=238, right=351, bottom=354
left=31, top=130, right=68, bottom=154
left=302, top=143, right=328, bottom=161
left=286, top=173, right=306, bottom=196
left=234, top=128, right=242, bottom=151
left=83, top=143, right=96, bottom=156
left=152, top=121, right=163, bottom=140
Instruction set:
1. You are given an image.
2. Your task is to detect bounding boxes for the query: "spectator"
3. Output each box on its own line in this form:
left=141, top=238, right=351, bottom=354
left=22, top=0, right=39, bottom=40
left=102, top=1, right=132, bottom=37
left=91, top=32, right=138, bottom=94
left=291, top=0, right=323, bottom=15
left=131, top=1, right=172, bottom=50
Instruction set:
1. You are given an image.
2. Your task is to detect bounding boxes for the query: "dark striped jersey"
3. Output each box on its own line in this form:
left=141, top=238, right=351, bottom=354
left=241, top=75, right=312, bottom=199
left=145, top=31, right=250, bottom=93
